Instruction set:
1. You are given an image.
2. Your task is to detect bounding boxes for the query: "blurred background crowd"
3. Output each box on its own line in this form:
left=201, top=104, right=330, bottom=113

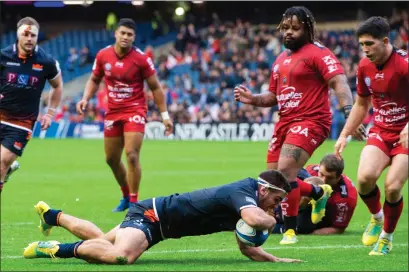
left=2, top=1, right=408, bottom=139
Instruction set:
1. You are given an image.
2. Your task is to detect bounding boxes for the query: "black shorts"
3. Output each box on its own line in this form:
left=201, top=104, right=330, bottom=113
left=119, top=198, right=163, bottom=249
left=0, top=123, right=32, bottom=156
left=272, top=205, right=331, bottom=234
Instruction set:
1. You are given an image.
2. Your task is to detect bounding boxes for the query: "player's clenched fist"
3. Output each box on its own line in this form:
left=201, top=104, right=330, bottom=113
left=234, top=85, right=253, bottom=104
left=76, top=99, right=88, bottom=115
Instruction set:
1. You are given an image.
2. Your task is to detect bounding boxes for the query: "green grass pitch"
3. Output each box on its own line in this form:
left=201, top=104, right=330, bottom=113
left=1, top=139, right=408, bottom=271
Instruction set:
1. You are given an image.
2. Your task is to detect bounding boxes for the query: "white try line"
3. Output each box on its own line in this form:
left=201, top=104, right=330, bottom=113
left=2, top=243, right=407, bottom=259
left=1, top=222, right=34, bottom=226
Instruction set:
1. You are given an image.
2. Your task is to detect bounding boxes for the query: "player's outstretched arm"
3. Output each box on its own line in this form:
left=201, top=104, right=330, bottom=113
left=240, top=207, right=276, bottom=231
left=234, top=85, right=277, bottom=107
left=236, top=236, right=303, bottom=263
left=311, top=227, right=345, bottom=235
left=146, top=74, right=173, bottom=135
left=77, top=74, right=102, bottom=114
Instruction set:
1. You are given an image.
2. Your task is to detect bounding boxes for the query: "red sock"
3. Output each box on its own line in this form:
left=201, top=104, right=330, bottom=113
left=359, top=185, right=382, bottom=215
left=129, top=193, right=138, bottom=203
left=281, top=181, right=300, bottom=217
left=298, top=179, right=313, bottom=196
left=120, top=186, right=130, bottom=198
left=383, top=197, right=403, bottom=233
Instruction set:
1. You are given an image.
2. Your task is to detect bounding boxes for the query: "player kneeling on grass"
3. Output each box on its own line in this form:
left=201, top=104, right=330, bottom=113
left=272, top=154, right=357, bottom=235
left=24, top=170, right=303, bottom=264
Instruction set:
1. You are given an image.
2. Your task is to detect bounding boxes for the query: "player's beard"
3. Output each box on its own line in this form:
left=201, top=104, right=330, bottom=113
left=18, top=41, right=35, bottom=56
left=283, top=35, right=309, bottom=51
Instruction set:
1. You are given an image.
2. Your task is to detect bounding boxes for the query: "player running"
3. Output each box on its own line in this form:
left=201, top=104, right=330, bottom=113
left=273, top=154, right=357, bottom=235
left=0, top=17, right=63, bottom=192
left=23, top=170, right=303, bottom=264
left=76, top=18, right=173, bottom=211
left=234, top=6, right=365, bottom=244
left=335, top=16, right=408, bottom=255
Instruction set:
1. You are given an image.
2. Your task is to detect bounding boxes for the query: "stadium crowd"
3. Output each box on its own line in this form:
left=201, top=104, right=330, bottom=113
left=43, top=9, right=408, bottom=139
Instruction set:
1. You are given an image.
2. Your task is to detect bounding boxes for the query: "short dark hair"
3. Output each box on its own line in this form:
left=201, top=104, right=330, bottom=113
left=320, top=154, right=344, bottom=177
left=258, top=170, right=291, bottom=193
left=356, top=16, right=390, bottom=39
left=117, top=18, right=136, bottom=31
left=277, top=6, right=317, bottom=43
left=17, top=17, right=40, bottom=30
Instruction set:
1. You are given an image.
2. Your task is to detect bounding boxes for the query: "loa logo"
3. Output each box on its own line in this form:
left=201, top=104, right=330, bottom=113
left=129, top=115, right=146, bottom=124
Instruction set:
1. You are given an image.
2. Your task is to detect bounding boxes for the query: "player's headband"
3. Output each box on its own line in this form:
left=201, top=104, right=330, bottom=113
left=257, top=177, right=288, bottom=194
left=17, top=24, right=39, bottom=37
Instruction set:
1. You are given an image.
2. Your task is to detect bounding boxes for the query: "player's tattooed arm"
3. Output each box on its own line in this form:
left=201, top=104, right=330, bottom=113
left=328, top=74, right=353, bottom=109
left=234, top=85, right=277, bottom=107
left=251, top=93, right=278, bottom=107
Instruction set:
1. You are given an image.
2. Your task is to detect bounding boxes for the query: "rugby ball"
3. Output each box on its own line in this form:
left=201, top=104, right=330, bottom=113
left=235, top=219, right=269, bottom=247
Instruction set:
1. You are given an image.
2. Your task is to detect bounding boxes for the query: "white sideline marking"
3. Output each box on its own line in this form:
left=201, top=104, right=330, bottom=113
left=2, top=243, right=407, bottom=259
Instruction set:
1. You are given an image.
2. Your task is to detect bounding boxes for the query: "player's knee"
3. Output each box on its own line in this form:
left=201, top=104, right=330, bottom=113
left=357, top=170, right=379, bottom=185
left=114, top=249, right=139, bottom=264
left=105, top=156, right=120, bottom=167
left=125, top=151, right=139, bottom=166
left=384, top=182, right=402, bottom=199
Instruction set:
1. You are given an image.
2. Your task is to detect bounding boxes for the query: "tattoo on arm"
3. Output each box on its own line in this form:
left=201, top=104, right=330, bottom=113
left=329, top=74, right=353, bottom=107
left=252, top=93, right=277, bottom=107
left=280, top=144, right=303, bottom=163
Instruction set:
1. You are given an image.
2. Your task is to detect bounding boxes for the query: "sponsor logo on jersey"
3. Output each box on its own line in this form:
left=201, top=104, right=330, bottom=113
left=32, top=63, right=43, bottom=71
left=6, top=62, right=20, bottom=66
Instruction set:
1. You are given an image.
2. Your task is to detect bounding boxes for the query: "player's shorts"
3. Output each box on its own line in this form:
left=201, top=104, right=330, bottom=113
left=272, top=205, right=331, bottom=234
left=267, top=120, right=330, bottom=163
left=104, top=108, right=147, bottom=137
left=119, top=198, right=163, bottom=249
left=366, top=126, right=408, bottom=157
left=0, top=123, right=32, bottom=157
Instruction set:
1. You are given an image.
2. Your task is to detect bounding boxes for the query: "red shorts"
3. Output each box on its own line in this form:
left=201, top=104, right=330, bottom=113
left=104, top=109, right=147, bottom=137
left=267, top=120, right=330, bottom=163
left=366, top=126, right=408, bottom=157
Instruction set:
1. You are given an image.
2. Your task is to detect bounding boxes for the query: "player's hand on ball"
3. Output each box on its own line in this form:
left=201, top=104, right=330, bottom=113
left=334, top=135, right=348, bottom=158
left=76, top=99, right=88, bottom=115
left=40, top=114, right=52, bottom=130
left=352, top=124, right=367, bottom=141
left=234, top=85, right=253, bottom=104
left=400, top=125, right=408, bottom=149
left=163, top=119, right=173, bottom=136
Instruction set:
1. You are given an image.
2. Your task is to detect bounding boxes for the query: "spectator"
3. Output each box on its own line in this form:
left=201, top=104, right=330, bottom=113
left=66, top=48, right=79, bottom=72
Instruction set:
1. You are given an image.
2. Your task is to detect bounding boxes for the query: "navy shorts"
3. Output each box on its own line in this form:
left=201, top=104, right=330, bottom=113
left=0, top=123, right=32, bottom=156
left=119, top=199, right=163, bottom=249
left=272, top=205, right=331, bottom=234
